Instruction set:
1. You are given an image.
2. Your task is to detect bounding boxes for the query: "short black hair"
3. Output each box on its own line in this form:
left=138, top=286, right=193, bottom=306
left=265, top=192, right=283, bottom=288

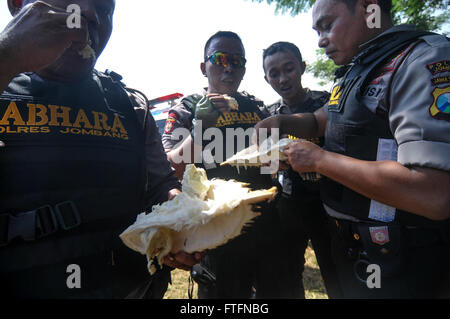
left=204, top=31, right=244, bottom=60
left=336, top=0, right=392, bottom=14
left=262, top=42, right=303, bottom=71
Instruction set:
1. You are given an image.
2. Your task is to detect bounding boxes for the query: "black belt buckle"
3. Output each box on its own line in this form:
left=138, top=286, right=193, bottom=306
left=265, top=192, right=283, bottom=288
left=35, top=205, right=58, bottom=239
left=0, top=205, right=58, bottom=245
left=55, top=201, right=81, bottom=230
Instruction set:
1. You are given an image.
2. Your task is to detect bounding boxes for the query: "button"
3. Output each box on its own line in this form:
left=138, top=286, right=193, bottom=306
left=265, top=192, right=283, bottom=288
left=353, top=233, right=360, bottom=240
left=380, top=248, right=389, bottom=254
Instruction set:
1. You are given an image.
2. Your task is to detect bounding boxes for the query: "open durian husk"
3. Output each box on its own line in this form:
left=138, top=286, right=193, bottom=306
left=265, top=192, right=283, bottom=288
left=120, top=164, right=277, bottom=274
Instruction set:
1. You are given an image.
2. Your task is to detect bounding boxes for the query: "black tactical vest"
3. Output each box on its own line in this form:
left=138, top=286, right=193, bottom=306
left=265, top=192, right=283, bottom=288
left=321, top=29, right=444, bottom=226
left=0, top=71, right=150, bottom=298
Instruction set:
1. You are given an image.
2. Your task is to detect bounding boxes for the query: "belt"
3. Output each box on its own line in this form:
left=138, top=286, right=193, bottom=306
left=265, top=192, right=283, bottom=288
left=330, top=217, right=449, bottom=249
left=0, top=201, right=81, bottom=247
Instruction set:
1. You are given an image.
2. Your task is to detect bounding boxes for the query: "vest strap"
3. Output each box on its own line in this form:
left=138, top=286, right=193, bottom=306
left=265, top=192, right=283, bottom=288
left=1, top=201, right=82, bottom=247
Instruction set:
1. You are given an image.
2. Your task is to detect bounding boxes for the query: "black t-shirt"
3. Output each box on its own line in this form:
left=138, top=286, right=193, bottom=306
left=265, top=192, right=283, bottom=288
left=268, top=89, right=330, bottom=201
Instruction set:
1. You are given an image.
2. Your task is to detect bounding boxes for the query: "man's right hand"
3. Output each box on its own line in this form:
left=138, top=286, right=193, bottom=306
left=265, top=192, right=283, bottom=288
left=207, top=94, right=232, bottom=113
left=253, top=110, right=325, bottom=146
left=0, top=1, right=89, bottom=76
left=163, top=251, right=205, bottom=271
left=252, top=115, right=281, bottom=145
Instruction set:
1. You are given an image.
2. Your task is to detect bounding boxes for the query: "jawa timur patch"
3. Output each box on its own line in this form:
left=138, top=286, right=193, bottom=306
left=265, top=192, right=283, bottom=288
left=429, top=85, right=450, bottom=122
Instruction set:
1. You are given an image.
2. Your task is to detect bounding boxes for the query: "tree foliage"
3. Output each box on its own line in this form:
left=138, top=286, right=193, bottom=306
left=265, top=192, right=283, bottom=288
left=391, top=0, right=449, bottom=32
left=305, top=49, right=337, bottom=86
left=252, top=0, right=316, bottom=15
left=252, top=0, right=449, bottom=83
left=252, top=0, right=449, bottom=32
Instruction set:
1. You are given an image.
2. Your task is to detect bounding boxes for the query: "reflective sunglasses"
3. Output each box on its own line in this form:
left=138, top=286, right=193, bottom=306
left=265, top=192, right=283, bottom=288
left=205, top=52, right=247, bottom=68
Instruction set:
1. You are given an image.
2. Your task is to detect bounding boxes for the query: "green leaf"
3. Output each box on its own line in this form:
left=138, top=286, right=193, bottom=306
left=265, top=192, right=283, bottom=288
left=251, top=0, right=449, bottom=81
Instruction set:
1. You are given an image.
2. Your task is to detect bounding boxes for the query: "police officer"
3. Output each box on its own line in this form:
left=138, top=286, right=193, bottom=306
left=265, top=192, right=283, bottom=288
left=163, top=31, right=291, bottom=298
left=0, top=0, right=200, bottom=298
left=255, top=0, right=450, bottom=298
left=263, top=41, right=342, bottom=298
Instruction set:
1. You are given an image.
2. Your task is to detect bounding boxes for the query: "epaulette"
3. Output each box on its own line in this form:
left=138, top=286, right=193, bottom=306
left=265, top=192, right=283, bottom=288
left=103, top=69, right=127, bottom=87
left=421, top=33, right=450, bottom=47
left=100, top=70, right=151, bottom=110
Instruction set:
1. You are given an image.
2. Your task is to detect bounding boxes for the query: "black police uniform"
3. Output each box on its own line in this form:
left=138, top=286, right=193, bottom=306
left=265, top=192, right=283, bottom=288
left=322, top=26, right=450, bottom=298
left=163, top=91, right=289, bottom=298
left=267, top=89, right=343, bottom=299
left=0, top=70, right=180, bottom=298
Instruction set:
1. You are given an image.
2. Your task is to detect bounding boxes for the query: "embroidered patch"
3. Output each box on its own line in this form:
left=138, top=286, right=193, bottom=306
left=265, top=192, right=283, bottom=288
left=328, top=85, right=342, bottom=106
left=164, top=113, right=178, bottom=134
left=431, top=76, right=450, bottom=86
left=426, top=60, right=450, bottom=75
left=369, top=50, right=407, bottom=85
left=369, top=226, right=390, bottom=245
left=429, top=86, right=450, bottom=122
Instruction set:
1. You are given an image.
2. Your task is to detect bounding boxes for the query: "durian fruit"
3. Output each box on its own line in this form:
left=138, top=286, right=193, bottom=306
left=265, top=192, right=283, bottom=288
left=223, top=94, right=239, bottom=110
left=120, top=164, right=277, bottom=274
left=221, top=137, right=322, bottom=180
left=220, top=137, right=293, bottom=170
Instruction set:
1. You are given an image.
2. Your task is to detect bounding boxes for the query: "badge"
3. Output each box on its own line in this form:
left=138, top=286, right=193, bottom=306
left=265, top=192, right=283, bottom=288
left=429, top=86, right=450, bottom=122
left=426, top=60, right=450, bottom=76
left=328, top=85, right=342, bottom=106
left=369, top=226, right=390, bottom=245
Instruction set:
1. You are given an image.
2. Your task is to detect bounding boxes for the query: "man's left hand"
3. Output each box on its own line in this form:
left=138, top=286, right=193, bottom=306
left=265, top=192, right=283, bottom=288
left=283, top=140, right=324, bottom=173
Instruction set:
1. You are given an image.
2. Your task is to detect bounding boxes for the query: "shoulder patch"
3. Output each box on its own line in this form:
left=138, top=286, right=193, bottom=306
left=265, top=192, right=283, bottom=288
left=164, top=112, right=178, bottom=134
left=429, top=85, right=450, bottom=122
left=426, top=60, right=450, bottom=76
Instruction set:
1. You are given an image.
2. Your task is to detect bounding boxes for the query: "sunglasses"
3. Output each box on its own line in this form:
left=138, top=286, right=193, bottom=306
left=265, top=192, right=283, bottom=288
left=205, top=52, right=247, bottom=68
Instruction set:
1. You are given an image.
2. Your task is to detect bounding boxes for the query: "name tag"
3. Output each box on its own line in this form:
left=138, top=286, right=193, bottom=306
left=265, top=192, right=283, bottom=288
left=368, top=139, right=398, bottom=222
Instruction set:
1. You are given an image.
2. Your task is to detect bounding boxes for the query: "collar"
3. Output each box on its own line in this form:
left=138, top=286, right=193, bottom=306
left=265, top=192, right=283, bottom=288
left=278, top=88, right=312, bottom=113
left=359, top=24, right=417, bottom=50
